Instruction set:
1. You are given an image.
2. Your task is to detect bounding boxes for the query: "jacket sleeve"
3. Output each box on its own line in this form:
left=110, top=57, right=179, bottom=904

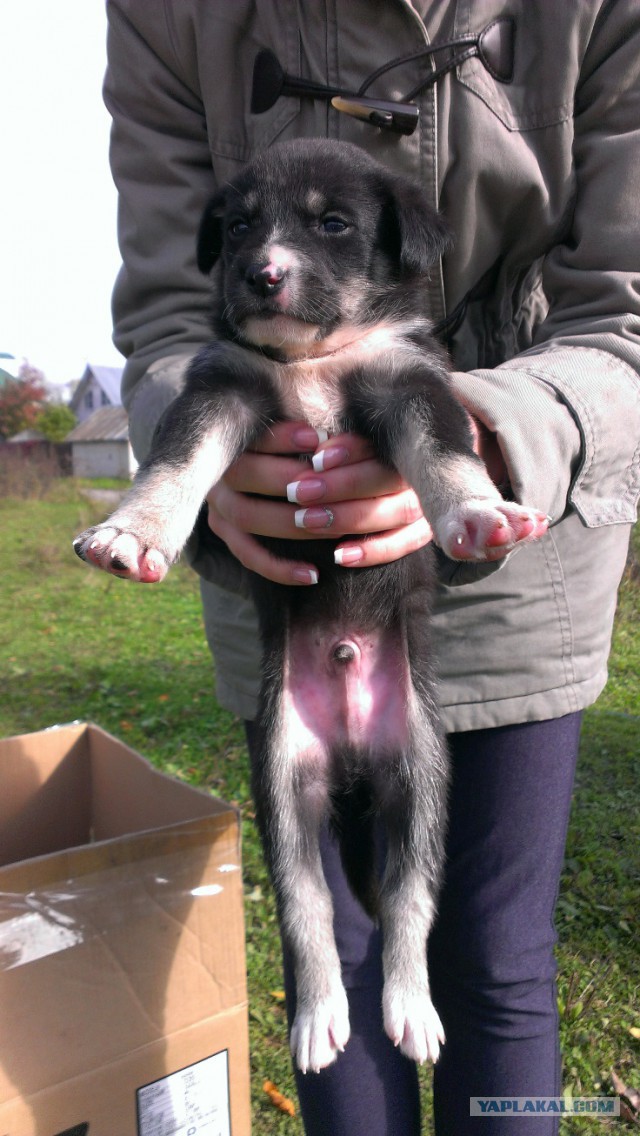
left=104, top=1, right=251, bottom=592
left=105, top=0, right=216, bottom=461
left=450, top=1, right=640, bottom=529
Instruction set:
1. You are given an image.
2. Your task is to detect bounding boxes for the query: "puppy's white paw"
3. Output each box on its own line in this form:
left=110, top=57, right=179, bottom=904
left=383, top=985, right=444, bottom=1065
left=434, top=500, right=548, bottom=562
left=290, top=986, right=350, bottom=1074
left=73, top=522, right=169, bottom=583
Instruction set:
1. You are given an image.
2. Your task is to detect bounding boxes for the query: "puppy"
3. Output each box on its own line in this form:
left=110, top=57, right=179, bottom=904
left=74, top=139, right=547, bottom=1073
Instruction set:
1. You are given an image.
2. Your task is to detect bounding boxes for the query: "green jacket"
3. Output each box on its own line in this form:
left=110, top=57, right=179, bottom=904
left=105, top=0, right=640, bottom=729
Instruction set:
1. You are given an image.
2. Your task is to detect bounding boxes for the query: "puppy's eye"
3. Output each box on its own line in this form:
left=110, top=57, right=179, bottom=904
left=228, top=219, right=250, bottom=239
left=320, top=216, right=349, bottom=234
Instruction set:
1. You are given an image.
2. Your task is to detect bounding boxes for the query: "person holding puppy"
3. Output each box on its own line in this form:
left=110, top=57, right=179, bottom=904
left=104, top=2, right=640, bottom=1133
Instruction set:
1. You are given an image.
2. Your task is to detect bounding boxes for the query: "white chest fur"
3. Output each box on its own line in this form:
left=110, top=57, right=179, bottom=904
left=277, top=357, right=345, bottom=433
left=271, top=322, right=425, bottom=433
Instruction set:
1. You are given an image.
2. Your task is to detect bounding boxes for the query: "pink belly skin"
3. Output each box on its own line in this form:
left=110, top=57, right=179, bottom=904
left=281, top=622, right=411, bottom=758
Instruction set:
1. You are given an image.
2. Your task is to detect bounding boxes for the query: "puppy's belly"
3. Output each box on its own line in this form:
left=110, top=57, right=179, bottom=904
left=281, top=622, right=411, bottom=755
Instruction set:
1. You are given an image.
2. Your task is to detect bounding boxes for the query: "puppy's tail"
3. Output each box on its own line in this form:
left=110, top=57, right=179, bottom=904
left=330, top=775, right=380, bottom=921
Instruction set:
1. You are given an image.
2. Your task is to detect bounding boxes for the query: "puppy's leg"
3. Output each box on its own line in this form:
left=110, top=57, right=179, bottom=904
left=377, top=698, right=448, bottom=1064
left=398, top=414, right=548, bottom=561
left=255, top=620, right=354, bottom=1075
left=74, top=383, right=270, bottom=582
left=346, top=361, right=549, bottom=562
left=420, top=459, right=549, bottom=562
left=277, top=784, right=351, bottom=1077
left=256, top=739, right=350, bottom=1077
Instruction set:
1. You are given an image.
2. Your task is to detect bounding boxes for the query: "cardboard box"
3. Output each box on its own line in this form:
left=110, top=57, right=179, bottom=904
left=0, top=723, right=250, bottom=1136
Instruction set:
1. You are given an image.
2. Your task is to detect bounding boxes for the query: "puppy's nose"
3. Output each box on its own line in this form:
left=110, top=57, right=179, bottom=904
left=245, top=262, right=287, bottom=296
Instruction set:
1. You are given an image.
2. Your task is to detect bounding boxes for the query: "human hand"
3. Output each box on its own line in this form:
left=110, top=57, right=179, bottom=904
left=205, top=421, right=432, bottom=585
left=205, top=416, right=509, bottom=585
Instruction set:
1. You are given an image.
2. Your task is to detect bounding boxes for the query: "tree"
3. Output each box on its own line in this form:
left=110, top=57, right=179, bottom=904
left=0, top=372, right=47, bottom=440
left=35, top=403, right=77, bottom=443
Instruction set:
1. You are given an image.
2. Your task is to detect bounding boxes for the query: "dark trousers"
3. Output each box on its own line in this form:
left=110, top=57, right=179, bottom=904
left=246, top=713, right=581, bottom=1135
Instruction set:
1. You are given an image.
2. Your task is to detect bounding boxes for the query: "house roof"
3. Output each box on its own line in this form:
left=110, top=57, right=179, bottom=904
left=70, top=364, right=123, bottom=411
left=7, top=428, right=47, bottom=443
left=65, top=405, right=130, bottom=442
left=0, top=354, right=19, bottom=386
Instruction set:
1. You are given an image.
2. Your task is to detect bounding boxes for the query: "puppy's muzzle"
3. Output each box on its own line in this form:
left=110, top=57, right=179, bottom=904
left=245, top=261, right=287, bottom=297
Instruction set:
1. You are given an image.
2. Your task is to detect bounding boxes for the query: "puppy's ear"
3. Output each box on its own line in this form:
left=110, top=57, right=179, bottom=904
left=196, top=190, right=227, bottom=274
left=383, top=180, right=452, bottom=277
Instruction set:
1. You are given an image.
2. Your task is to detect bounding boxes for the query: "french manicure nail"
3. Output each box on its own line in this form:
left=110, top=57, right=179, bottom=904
left=334, top=547, right=363, bottom=566
left=312, top=445, right=349, bottom=473
left=292, top=426, right=330, bottom=450
left=295, top=507, right=335, bottom=530
left=287, top=478, right=326, bottom=504
left=292, top=567, right=319, bottom=585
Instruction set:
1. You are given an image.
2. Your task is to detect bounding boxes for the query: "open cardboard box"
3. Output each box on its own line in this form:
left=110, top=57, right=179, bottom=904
left=0, top=723, right=250, bottom=1136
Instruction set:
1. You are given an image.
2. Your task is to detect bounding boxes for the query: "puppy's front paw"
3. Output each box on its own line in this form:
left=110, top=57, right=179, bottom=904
left=73, top=522, right=169, bottom=583
left=383, top=984, right=444, bottom=1065
left=434, top=500, right=548, bottom=562
left=290, top=986, right=350, bottom=1074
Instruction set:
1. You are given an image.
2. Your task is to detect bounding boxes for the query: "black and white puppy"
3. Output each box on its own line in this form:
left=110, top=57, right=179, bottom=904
left=74, top=139, right=547, bottom=1073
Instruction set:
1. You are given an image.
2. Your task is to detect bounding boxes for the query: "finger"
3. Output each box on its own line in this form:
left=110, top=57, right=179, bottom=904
left=235, top=427, right=378, bottom=493
left=250, top=423, right=376, bottom=464
left=294, top=488, right=424, bottom=537
left=249, top=421, right=328, bottom=455
left=225, top=450, right=316, bottom=496
left=211, top=480, right=423, bottom=541
left=211, top=481, right=350, bottom=541
left=286, top=458, right=406, bottom=505
left=207, top=508, right=320, bottom=586
left=209, top=481, right=306, bottom=538
left=309, top=431, right=376, bottom=470
left=228, top=446, right=404, bottom=503
left=225, top=426, right=370, bottom=496
left=333, top=517, right=434, bottom=568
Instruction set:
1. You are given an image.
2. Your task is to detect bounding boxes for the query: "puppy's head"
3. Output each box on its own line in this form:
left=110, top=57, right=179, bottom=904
left=198, top=139, right=450, bottom=359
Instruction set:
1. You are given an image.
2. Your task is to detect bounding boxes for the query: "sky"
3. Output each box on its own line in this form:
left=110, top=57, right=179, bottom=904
left=0, top=2, right=124, bottom=384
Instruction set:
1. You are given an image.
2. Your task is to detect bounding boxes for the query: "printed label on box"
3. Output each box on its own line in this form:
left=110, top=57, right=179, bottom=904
left=137, top=1051, right=231, bottom=1136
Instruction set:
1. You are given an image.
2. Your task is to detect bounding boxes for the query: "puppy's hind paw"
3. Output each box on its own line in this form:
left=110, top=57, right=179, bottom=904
left=73, top=524, right=169, bottom=583
left=434, top=500, right=548, bottom=563
left=383, top=986, right=444, bottom=1065
left=290, top=987, right=350, bottom=1074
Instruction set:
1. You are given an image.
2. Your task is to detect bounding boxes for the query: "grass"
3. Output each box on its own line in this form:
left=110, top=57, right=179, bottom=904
left=0, top=482, right=638, bottom=1133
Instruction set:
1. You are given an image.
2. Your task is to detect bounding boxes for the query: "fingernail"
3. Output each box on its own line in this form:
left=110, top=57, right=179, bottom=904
left=292, top=567, right=319, bottom=585
left=295, top=507, right=335, bottom=530
left=312, top=445, right=349, bottom=473
left=291, top=427, right=329, bottom=450
left=334, top=546, right=363, bottom=566
left=287, top=478, right=325, bottom=504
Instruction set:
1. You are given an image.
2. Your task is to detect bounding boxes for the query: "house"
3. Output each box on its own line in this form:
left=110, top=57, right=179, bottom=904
left=0, top=354, right=21, bottom=386
left=6, top=428, right=47, bottom=444
left=70, top=364, right=123, bottom=423
left=65, top=406, right=137, bottom=479
left=44, top=377, right=79, bottom=406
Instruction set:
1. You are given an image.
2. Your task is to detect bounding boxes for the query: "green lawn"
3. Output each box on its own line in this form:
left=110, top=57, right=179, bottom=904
left=0, top=482, right=638, bottom=1133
